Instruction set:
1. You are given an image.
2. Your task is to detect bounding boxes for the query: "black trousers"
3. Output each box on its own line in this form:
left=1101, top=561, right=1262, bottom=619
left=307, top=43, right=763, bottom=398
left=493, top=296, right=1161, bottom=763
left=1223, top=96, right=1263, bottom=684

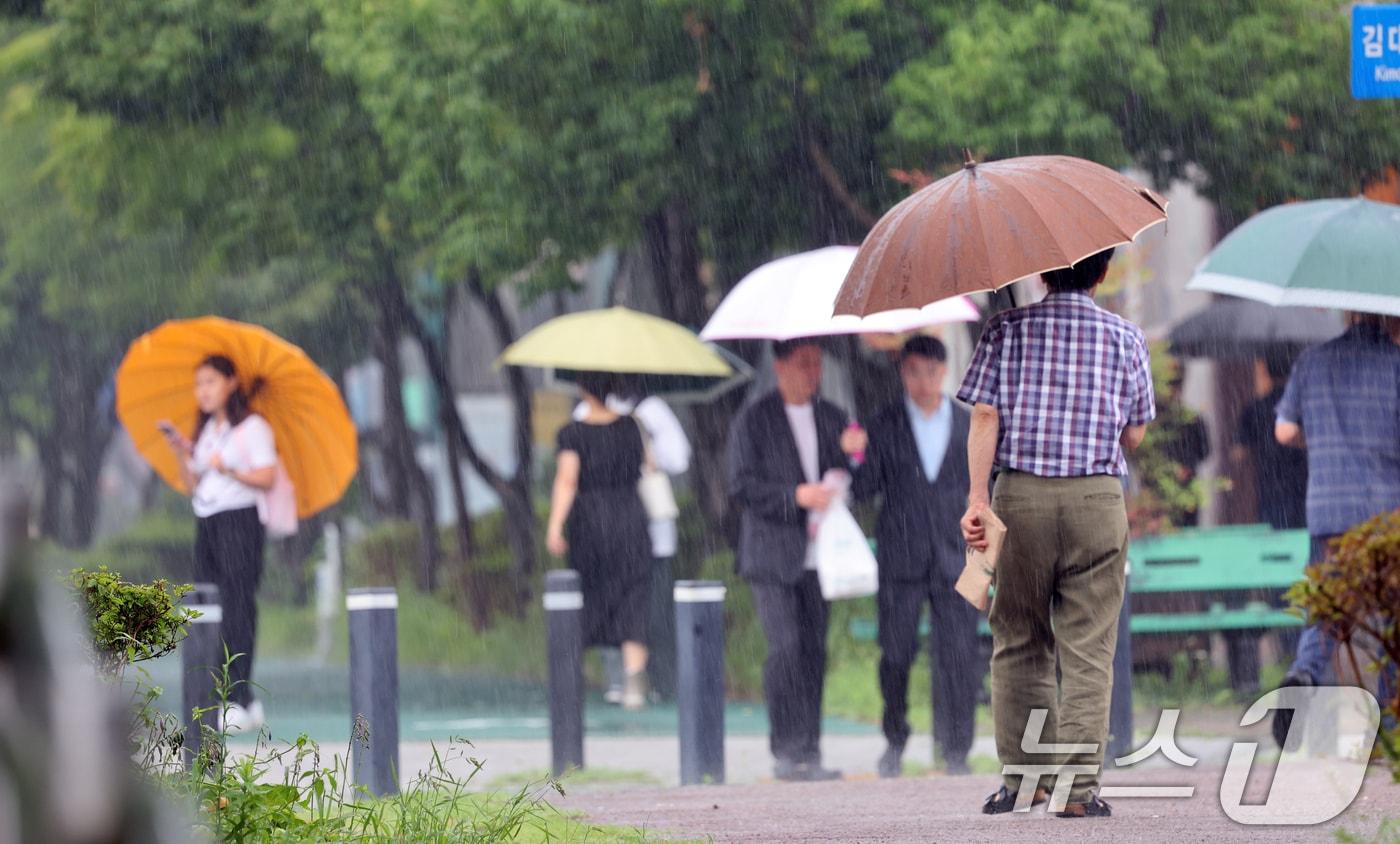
left=648, top=556, right=677, bottom=700
left=878, top=575, right=981, bottom=764
left=195, top=507, right=266, bottom=707
left=749, top=572, right=829, bottom=764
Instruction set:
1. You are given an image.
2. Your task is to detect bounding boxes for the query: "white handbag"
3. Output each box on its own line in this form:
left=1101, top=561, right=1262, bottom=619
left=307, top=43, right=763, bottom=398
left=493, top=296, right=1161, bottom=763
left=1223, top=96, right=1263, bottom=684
left=633, top=417, right=679, bottom=521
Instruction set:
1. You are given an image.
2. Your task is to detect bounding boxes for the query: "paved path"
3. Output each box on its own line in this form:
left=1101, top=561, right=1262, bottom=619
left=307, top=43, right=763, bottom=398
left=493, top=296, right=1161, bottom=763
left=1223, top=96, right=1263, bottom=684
left=379, top=733, right=1243, bottom=789
left=560, top=764, right=1400, bottom=843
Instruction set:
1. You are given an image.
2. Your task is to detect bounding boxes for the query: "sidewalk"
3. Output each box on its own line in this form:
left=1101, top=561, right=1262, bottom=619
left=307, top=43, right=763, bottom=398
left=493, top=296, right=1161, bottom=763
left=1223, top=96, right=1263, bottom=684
left=559, top=764, right=1400, bottom=843
left=386, top=732, right=1245, bottom=790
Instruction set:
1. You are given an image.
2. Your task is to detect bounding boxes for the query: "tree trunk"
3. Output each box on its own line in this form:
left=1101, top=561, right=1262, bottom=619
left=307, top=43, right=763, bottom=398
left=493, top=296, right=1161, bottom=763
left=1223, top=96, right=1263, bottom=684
left=400, top=273, right=537, bottom=612
left=439, top=284, right=492, bottom=630
left=642, top=199, right=745, bottom=546
left=370, top=277, right=441, bottom=591
left=66, top=365, right=112, bottom=548
left=36, top=434, right=63, bottom=541
left=464, top=272, right=539, bottom=602
left=40, top=334, right=113, bottom=549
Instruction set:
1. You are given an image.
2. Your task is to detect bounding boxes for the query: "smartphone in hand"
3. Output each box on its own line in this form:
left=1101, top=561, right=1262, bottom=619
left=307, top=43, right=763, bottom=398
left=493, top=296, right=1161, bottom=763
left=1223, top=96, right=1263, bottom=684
left=157, top=420, right=189, bottom=451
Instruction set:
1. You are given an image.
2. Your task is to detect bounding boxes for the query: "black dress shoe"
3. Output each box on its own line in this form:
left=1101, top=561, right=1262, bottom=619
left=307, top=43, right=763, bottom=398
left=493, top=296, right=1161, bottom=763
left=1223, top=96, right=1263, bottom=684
left=1272, top=671, right=1314, bottom=750
left=799, top=762, right=842, bottom=781
left=982, top=785, right=1049, bottom=815
left=774, top=759, right=806, bottom=781
left=877, top=744, right=903, bottom=778
left=774, top=760, right=840, bottom=781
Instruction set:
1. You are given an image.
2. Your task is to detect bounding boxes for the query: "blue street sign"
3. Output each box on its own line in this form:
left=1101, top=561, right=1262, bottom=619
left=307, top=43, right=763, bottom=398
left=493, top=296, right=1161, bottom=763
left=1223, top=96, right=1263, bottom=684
left=1353, top=4, right=1400, bottom=99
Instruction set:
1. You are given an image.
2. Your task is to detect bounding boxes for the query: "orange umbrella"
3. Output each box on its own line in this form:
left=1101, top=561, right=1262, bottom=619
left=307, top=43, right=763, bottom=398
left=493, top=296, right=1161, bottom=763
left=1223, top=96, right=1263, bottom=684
left=116, top=317, right=357, bottom=519
left=835, top=154, right=1169, bottom=316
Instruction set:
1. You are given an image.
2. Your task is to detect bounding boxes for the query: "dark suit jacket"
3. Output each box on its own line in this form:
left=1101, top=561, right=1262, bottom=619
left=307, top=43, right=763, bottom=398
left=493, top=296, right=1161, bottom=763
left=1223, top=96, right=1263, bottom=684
left=853, top=398, right=971, bottom=584
left=727, top=391, right=849, bottom=585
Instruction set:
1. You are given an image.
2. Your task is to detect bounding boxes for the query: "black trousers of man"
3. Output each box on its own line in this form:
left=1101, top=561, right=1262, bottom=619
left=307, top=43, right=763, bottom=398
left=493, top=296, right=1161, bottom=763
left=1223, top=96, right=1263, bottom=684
left=878, top=576, right=980, bottom=765
left=750, top=571, right=830, bottom=764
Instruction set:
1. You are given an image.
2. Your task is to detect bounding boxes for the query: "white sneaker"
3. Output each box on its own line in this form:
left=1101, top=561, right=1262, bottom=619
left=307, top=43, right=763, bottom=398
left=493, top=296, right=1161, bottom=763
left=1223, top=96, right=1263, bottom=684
left=220, top=700, right=265, bottom=735
left=622, top=673, right=648, bottom=711
left=604, top=687, right=625, bottom=705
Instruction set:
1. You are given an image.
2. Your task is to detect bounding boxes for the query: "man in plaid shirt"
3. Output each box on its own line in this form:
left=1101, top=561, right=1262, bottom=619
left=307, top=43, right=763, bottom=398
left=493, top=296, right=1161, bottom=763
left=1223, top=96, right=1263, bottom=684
left=957, top=247, right=1155, bottom=818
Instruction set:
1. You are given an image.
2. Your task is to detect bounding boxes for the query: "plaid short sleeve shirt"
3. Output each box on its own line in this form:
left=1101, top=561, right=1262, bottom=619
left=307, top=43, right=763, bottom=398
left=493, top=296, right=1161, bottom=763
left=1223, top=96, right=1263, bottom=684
left=1275, top=323, right=1400, bottom=536
left=956, top=291, right=1156, bottom=477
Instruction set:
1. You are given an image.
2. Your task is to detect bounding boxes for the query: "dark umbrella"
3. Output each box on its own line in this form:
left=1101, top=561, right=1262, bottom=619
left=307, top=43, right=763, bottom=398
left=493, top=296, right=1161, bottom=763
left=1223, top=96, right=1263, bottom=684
left=1169, top=297, right=1344, bottom=359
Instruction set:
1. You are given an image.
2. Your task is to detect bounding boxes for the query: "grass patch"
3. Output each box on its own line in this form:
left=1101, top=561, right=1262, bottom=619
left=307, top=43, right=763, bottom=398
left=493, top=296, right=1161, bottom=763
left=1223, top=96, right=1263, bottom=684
left=258, top=590, right=547, bottom=682
left=1337, top=818, right=1400, bottom=844
left=491, top=767, right=662, bottom=791
left=968, top=754, right=1002, bottom=776
left=899, top=754, right=1000, bottom=777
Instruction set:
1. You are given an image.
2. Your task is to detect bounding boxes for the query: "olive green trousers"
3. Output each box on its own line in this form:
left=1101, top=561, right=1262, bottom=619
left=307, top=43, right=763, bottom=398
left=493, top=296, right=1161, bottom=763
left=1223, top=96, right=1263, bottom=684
left=989, top=471, right=1128, bottom=801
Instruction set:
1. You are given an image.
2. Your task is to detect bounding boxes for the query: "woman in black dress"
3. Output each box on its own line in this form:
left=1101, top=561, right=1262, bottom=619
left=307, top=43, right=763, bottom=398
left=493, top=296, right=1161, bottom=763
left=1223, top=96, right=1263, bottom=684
left=545, top=371, right=653, bottom=709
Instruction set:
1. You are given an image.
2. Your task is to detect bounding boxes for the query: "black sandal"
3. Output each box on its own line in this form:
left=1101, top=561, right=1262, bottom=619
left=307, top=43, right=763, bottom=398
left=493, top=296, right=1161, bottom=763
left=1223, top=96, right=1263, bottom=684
left=1056, top=794, right=1112, bottom=818
left=982, top=785, right=1049, bottom=815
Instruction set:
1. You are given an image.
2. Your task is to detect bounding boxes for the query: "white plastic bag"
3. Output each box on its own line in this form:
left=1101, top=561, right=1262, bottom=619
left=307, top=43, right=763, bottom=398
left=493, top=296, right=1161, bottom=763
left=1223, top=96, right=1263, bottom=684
left=814, top=498, right=878, bottom=601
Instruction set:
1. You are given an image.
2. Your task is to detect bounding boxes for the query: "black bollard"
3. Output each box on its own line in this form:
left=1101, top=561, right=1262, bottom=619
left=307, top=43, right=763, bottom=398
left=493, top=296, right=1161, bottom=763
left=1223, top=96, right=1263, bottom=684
left=182, top=582, right=222, bottom=770
left=675, top=580, right=726, bottom=785
left=545, top=570, right=585, bottom=776
left=1107, top=574, right=1134, bottom=765
left=348, top=587, right=399, bottom=797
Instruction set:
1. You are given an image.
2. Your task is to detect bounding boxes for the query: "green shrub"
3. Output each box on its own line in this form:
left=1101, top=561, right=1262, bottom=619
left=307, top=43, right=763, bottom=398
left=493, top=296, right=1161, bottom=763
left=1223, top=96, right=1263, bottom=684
left=346, top=520, right=420, bottom=588
left=1289, top=509, right=1400, bottom=774
left=177, top=731, right=656, bottom=843
left=67, top=566, right=195, bottom=676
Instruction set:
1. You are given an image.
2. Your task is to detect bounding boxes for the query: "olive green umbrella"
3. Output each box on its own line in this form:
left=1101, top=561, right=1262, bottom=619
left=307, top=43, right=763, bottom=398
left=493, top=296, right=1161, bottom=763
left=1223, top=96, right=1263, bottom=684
left=497, top=306, right=732, bottom=376
left=1188, top=198, right=1400, bottom=316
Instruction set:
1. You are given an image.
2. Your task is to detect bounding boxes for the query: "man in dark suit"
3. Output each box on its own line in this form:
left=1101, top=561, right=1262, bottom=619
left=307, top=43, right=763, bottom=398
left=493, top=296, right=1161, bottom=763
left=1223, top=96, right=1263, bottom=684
left=727, top=338, right=866, bottom=782
left=853, top=336, right=981, bottom=778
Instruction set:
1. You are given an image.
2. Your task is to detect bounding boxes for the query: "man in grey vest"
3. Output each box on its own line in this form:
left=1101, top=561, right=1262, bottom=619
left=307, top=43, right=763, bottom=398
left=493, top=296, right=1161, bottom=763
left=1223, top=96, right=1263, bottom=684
left=853, top=336, right=980, bottom=778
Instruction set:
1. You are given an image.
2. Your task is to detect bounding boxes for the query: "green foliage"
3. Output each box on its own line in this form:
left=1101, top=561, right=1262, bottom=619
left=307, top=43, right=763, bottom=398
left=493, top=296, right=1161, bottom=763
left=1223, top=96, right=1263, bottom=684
left=887, top=0, right=1400, bottom=227
left=44, top=509, right=197, bottom=585
left=1288, top=510, right=1400, bottom=728
left=120, top=652, right=657, bottom=842
left=1134, top=652, right=1238, bottom=709
left=66, top=566, right=194, bottom=675
left=1336, top=817, right=1400, bottom=844
left=1126, top=342, right=1218, bottom=535
left=889, top=1, right=1161, bottom=167
left=489, top=767, right=661, bottom=791
left=97, top=510, right=197, bottom=578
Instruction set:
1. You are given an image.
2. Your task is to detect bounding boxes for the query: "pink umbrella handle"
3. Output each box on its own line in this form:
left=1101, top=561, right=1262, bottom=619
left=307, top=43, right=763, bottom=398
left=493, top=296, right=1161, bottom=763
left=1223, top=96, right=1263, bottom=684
left=846, top=421, right=865, bottom=466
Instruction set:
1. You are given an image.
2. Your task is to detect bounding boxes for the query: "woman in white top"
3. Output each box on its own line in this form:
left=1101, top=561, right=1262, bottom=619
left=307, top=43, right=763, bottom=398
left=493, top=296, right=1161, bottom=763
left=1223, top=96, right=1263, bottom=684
left=160, top=354, right=278, bottom=733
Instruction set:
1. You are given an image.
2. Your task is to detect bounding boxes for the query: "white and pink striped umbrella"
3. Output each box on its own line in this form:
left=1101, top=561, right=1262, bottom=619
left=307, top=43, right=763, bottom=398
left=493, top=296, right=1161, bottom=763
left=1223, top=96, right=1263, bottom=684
left=701, top=246, right=980, bottom=342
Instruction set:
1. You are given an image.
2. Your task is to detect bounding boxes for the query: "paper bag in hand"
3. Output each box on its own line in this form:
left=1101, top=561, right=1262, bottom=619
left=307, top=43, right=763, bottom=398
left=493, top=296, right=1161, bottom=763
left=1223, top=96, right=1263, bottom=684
left=955, top=507, right=1006, bottom=611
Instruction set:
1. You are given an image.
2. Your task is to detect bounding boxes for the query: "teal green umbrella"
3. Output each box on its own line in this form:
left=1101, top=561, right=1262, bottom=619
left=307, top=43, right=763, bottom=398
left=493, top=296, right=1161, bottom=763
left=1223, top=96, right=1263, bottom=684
left=1188, top=198, right=1400, bottom=316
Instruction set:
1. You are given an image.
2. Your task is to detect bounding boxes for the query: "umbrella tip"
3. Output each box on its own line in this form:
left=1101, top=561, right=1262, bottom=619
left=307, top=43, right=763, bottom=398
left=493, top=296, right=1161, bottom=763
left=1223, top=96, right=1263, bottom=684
left=1138, top=187, right=1168, bottom=213
left=963, top=148, right=976, bottom=169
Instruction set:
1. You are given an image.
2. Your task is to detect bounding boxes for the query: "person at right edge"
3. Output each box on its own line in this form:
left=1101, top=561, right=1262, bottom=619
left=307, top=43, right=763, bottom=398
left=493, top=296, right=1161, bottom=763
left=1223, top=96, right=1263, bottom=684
left=958, top=249, right=1155, bottom=819
left=1270, top=312, right=1400, bottom=748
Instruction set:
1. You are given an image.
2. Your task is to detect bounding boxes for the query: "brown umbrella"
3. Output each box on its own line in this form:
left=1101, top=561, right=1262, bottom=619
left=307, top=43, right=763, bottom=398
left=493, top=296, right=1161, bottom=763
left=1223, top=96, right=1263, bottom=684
left=834, top=154, right=1169, bottom=316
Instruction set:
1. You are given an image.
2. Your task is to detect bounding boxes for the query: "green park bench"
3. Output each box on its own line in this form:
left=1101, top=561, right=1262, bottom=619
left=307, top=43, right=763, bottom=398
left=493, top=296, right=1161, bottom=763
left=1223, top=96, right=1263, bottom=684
left=849, top=524, right=1311, bottom=691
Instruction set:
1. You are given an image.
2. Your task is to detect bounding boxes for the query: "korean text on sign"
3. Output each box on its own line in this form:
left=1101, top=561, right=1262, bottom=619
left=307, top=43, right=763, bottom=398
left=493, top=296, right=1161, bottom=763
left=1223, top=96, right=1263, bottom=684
left=1353, top=5, right=1400, bottom=99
